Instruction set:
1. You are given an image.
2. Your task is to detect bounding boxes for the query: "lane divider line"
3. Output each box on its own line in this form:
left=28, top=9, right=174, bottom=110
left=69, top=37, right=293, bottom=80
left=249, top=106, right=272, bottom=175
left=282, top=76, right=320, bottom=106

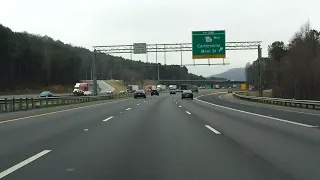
left=126, top=108, right=131, bottom=111
left=186, top=111, right=191, bottom=115
left=205, top=125, right=221, bottom=134
left=137, top=103, right=140, bottom=106
left=103, top=116, right=114, bottom=122
left=0, top=150, right=51, bottom=179
left=175, top=102, right=178, bottom=104
left=144, top=101, right=146, bottom=102
left=179, top=105, right=182, bottom=108
left=195, top=95, right=316, bottom=128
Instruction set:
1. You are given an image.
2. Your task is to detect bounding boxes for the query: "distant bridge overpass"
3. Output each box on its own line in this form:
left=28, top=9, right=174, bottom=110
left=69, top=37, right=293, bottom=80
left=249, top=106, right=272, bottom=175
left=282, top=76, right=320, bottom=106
left=158, top=79, right=246, bottom=86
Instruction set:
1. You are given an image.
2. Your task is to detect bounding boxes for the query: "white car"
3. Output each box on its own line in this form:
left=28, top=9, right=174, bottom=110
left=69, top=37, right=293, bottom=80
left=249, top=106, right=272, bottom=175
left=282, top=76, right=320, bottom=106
left=83, top=91, right=92, bottom=96
left=106, top=90, right=113, bottom=94
left=181, top=90, right=194, bottom=99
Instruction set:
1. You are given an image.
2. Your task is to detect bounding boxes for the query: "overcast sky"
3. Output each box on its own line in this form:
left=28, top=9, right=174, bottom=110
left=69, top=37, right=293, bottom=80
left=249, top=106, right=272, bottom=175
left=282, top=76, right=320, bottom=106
left=1, top=0, right=319, bottom=77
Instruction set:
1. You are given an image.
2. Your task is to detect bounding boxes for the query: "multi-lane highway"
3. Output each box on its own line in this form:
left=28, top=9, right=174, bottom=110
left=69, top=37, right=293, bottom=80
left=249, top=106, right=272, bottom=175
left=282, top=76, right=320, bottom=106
left=0, top=91, right=320, bottom=180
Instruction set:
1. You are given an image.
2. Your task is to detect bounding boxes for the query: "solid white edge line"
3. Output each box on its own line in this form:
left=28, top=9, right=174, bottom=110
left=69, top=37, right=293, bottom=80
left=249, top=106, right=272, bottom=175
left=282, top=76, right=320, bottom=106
left=103, top=116, right=114, bottom=122
left=0, top=150, right=51, bottom=179
left=195, top=94, right=316, bottom=128
left=205, top=125, right=221, bottom=134
left=126, top=108, right=131, bottom=110
left=186, top=111, right=191, bottom=115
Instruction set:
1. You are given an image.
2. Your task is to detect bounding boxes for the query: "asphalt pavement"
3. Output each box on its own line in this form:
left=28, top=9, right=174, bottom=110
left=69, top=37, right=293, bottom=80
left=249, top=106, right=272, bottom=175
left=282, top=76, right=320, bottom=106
left=0, top=91, right=319, bottom=180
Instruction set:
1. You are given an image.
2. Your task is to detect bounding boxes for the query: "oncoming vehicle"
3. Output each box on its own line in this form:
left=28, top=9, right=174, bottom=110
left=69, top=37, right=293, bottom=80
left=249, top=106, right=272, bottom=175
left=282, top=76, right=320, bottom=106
left=83, top=91, right=92, bottom=96
left=40, top=91, right=53, bottom=98
left=134, top=90, right=146, bottom=98
left=181, top=90, right=193, bottom=99
left=151, top=89, right=159, bottom=96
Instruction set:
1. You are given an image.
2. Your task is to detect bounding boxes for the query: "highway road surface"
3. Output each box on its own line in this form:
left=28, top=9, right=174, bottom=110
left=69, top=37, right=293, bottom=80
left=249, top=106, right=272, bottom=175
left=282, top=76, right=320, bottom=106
left=0, top=92, right=320, bottom=180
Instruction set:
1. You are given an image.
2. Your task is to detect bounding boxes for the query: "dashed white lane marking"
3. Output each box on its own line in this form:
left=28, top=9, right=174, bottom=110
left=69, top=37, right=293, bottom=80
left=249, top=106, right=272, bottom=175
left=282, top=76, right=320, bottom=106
left=103, top=116, right=114, bottom=122
left=144, top=101, right=146, bottom=102
left=186, top=111, right=191, bottom=115
left=84, top=129, right=88, bottom=131
left=0, top=150, right=51, bottom=179
left=205, top=125, right=221, bottom=134
left=126, top=108, right=131, bottom=111
left=179, top=105, right=182, bottom=108
left=175, top=102, right=178, bottom=104
left=120, top=112, right=123, bottom=114
left=195, top=95, right=316, bottom=128
left=137, top=103, right=140, bottom=106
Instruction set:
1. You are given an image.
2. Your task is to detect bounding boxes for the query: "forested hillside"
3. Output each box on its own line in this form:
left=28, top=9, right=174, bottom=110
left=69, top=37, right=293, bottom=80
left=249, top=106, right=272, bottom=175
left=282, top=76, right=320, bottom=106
left=246, top=22, right=320, bottom=100
left=0, top=24, right=205, bottom=92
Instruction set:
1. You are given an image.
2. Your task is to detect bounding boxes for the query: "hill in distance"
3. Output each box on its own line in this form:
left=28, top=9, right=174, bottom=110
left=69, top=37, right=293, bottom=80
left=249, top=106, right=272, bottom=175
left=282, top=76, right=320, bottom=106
left=209, top=68, right=246, bottom=81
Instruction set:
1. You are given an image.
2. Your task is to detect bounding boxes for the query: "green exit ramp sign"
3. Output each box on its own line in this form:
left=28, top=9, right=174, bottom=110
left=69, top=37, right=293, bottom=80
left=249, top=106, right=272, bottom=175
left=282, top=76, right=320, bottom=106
left=192, top=30, right=226, bottom=59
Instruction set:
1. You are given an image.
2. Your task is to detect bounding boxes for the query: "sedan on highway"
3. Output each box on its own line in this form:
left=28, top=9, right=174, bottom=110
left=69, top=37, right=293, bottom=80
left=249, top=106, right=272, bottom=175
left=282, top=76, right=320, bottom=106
left=134, top=90, right=146, bottom=98
left=181, top=90, right=193, bottom=99
left=170, top=89, right=176, bottom=94
left=39, top=91, right=53, bottom=98
left=83, top=91, right=92, bottom=96
left=151, top=90, right=159, bottom=96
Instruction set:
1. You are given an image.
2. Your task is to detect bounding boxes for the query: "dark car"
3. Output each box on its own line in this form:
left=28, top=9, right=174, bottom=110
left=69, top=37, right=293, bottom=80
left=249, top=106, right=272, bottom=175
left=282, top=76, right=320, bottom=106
left=134, top=90, right=146, bottom=98
left=181, top=90, right=193, bottom=99
left=170, top=89, right=176, bottom=94
left=151, top=90, right=159, bottom=96
left=40, top=91, right=53, bottom=98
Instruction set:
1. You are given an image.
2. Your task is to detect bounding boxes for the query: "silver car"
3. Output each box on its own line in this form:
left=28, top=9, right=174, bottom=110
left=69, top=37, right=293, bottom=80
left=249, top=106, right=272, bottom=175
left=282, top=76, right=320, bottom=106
left=181, top=90, right=193, bottom=99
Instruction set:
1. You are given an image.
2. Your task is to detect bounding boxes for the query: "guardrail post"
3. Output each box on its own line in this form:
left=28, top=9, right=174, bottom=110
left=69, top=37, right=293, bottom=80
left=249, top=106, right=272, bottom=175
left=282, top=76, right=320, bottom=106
left=25, top=98, right=29, bottom=110
left=31, top=98, right=34, bottom=109
left=19, top=98, right=22, bottom=110
left=4, top=98, right=8, bottom=112
left=12, top=98, right=15, bottom=111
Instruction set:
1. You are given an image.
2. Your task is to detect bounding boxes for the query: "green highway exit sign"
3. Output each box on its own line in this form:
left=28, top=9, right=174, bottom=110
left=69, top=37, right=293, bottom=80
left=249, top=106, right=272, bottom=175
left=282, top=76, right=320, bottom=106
left=192, top=30, right=226, bottom=59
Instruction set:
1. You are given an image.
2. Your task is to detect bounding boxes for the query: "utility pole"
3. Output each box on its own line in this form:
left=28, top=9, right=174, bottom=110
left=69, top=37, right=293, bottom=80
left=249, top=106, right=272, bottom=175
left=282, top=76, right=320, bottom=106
left=258, top=44, right=262, bottom=97
left=93, top=49, right=98, bottom=96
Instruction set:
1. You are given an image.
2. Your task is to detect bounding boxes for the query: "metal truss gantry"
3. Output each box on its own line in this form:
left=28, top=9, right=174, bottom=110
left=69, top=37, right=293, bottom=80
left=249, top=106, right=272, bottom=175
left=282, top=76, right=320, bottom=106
left=91, top=41, right=263, bottom=97
left=93, top=41, right=262, bottom=54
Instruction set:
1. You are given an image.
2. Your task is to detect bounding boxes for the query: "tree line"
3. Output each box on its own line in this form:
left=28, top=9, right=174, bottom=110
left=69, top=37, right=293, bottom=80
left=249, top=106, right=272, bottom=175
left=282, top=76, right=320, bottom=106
left=0, top=24, right=210, bottom=92
left=246, top=22, right=320, bottom=100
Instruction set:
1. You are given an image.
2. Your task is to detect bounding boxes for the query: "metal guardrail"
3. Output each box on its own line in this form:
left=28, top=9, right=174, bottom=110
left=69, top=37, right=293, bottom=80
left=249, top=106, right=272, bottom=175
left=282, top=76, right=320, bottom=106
left=233, top=92, right=320, bottom=110
left=0, top=93, right=133, bottom=113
